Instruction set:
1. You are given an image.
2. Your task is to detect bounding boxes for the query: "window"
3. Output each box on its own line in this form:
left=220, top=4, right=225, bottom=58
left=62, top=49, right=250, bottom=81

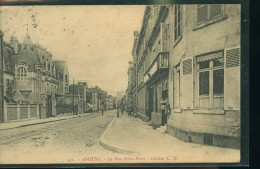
left=174, top=5, right=182, bottom=41
left=17, top=67, right=27, bottom=80
left=197, top=51, right=224, bottom=109
left=197, top=5, right=223, bottom=24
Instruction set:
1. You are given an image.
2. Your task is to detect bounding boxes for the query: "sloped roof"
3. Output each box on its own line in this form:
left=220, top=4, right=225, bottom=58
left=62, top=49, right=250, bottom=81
left=3, top=42, right=15, bottom=74
left=12, top=33, right=52, bottom=71
left=54, top=61, right=67, bottom=73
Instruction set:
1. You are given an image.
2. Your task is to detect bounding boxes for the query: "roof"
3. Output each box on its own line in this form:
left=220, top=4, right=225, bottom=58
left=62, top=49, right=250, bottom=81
left=54, top=61, right=68, bottom=73
left=3, top=42, right=15, bottom=74
left=12, top=33, right=53, bottom=71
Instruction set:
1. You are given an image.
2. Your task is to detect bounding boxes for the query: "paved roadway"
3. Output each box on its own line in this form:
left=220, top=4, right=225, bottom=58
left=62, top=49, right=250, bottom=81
left=0, top=110, right=125, bottom=164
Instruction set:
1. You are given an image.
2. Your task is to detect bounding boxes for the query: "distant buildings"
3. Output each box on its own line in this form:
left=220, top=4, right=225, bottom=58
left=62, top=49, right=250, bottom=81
left=128, top=5, right=241, bottom=149
left=69, top=82, right=87, bottom=113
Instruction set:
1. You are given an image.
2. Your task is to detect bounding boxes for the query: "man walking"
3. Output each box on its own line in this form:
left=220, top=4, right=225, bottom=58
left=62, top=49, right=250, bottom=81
left=121, top=101, right=124, bottom=116
left=101, top=104, right=104, bottom=115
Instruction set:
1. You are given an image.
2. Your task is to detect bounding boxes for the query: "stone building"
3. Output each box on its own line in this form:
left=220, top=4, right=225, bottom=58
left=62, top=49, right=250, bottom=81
left=10, top=32, right=59, bottom=117
left=105, top=95, right=114, bottom=110
left=1, top=31, right=70, bottom=121
left=130, top=5, right=241, bottom=149
left=69, top=82, right=88, bottom=113
left=126, top=61, right=134, bottom=112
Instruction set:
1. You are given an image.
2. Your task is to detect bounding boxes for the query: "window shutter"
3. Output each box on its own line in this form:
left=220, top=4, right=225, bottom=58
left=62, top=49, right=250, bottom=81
left=182, top=58, right=193, bottom=109
left=183, top=59, right=192, bottom=75
left=226, top=48, right=240, bottom=68
left=197, top=5, right=208, bottom=23
left=210, top=5, right=222, bottom=19
left=224, top=47, right=240, bottom=110
left=160, top=23, right=168, bottom=52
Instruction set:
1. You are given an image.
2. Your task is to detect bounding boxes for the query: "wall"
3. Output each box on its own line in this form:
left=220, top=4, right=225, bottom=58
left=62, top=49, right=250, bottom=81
left=167, top=5, right=241, bottom=149
left=4, top=102, right=39, bottom=122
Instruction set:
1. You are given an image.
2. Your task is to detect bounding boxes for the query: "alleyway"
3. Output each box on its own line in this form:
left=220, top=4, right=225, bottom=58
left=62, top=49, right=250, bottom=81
left=0, top=110, right=125, bottom=164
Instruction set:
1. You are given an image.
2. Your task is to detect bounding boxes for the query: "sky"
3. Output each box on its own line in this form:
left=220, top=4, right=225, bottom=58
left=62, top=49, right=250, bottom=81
left=0, top=5, right=145, bottom=96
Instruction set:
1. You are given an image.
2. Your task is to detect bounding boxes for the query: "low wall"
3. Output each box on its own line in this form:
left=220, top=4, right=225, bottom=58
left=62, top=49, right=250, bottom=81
left=167, top=109, right=240, bottom=149
left=4, top=103, right=40, bottom=122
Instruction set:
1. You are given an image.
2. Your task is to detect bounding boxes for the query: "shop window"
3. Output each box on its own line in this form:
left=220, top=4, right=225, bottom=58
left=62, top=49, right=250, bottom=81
left=197, top=51, right=224, bottom=109
left=197, top=5, right=223, bottom=24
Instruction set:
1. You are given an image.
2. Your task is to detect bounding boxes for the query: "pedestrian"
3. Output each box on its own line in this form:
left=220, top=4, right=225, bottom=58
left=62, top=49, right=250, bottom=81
left=101, top=105, right=104, bottom=115
left=116, top=108, right=119, bottom=117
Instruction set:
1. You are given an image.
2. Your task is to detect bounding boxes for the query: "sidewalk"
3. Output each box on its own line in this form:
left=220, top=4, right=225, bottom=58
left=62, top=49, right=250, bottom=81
left=0, top=113, right=91, bottom=131
left=99, top=115, right=240, bottom=163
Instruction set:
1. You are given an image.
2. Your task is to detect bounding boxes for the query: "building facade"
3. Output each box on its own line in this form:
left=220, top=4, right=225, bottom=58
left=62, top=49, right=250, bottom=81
left=130, top=5, right=241, bottom=149
left=69, top=82, right=88, bottom=113
left=1, top=32, right=70, bottom=122
left=126, top=61, right=134, bottom=112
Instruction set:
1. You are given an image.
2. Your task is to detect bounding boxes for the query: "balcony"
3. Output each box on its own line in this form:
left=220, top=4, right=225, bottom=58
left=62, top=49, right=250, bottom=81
left=144, top=52, right=169, bottom=85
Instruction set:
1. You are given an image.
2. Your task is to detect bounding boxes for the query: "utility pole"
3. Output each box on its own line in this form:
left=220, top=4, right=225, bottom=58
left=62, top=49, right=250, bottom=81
left=78, top=82, right=80, bottom=116
left=72, top=78, right=74, bottom=114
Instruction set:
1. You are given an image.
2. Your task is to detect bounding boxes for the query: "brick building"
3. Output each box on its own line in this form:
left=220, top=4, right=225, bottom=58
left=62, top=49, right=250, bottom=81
left=130, top=5, right=241, bottom=149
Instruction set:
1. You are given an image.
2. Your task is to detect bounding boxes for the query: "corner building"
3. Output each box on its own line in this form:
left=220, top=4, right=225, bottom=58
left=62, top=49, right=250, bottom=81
left=132, top=5, right=241, bottom=149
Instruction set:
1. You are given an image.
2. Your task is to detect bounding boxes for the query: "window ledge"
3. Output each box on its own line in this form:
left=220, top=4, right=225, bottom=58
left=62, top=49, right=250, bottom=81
left=193, top=109, right=225, bottom=115
left=172, top=108, right=182, bottom=113
left=193, top=15, right=227, bottom=31
left=173, top=35, right=182, bottom=47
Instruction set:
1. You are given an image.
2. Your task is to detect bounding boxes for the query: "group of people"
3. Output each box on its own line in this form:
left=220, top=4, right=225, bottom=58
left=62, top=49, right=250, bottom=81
left=116, top=99, right=135, bottom=117
left=116, top=106, right=134, bottom=117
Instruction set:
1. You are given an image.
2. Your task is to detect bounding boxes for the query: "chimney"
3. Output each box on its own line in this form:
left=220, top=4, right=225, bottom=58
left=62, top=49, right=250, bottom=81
left=10, top=36, right=19, bottom=54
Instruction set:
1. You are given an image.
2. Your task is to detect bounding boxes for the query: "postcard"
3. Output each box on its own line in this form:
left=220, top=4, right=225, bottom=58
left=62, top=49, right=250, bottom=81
left=0, top=2, right=248, bottom=166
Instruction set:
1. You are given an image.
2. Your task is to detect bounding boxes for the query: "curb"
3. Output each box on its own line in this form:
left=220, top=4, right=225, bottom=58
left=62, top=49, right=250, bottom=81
left=99, top=115, right=135, bottom=155
left=0, top=113, right=93, bottom=131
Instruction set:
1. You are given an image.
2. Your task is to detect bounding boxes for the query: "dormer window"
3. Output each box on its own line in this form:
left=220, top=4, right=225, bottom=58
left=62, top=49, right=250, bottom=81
left=17, top=66, right=27, bottom=80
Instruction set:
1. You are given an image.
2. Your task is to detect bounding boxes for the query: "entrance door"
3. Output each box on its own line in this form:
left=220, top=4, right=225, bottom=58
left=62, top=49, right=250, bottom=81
left=46, top=95, right=52, bottom=117
left=161, top=80, right=168, bottom=125
left=148, top=87, right=153, bottom=120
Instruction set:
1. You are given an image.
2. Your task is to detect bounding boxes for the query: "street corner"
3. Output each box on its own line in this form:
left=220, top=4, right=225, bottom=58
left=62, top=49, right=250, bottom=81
left=99, top=115, right=136, bottom=155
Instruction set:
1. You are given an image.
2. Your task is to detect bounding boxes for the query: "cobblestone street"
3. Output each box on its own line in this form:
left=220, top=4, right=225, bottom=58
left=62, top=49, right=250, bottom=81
left=0, top=110, right=127, bottom=164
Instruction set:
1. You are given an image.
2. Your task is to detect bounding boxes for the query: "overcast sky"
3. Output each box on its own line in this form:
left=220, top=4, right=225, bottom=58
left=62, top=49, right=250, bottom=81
left=0, top=5, right=145, bottom=96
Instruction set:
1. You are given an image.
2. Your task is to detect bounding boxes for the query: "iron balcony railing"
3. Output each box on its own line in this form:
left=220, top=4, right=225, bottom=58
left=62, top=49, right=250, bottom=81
left=143, top=52, right=169, bottom=85
left=157, top=52, right=169, bottom=69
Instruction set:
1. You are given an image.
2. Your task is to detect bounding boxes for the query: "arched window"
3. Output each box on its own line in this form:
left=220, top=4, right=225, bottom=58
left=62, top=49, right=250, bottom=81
left=17, top=66, right=27, bottom=80
left=65, top=74, right=68, bottom=82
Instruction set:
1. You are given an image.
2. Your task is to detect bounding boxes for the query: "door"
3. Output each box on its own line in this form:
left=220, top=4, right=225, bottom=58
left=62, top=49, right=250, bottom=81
left=148, top=87, right=153, bottom=120
left=46, top=95, right=52, bottom=117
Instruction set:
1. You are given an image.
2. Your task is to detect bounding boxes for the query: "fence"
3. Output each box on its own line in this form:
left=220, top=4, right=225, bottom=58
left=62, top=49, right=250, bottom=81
left=3, top=102, right=40, bottom=122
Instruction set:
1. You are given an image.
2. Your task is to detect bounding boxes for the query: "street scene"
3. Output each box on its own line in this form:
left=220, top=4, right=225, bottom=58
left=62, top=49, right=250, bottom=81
left=0, top=5, right=241, bottom=164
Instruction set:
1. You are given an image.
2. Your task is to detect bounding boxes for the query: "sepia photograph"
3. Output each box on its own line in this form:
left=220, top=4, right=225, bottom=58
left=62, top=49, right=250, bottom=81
left=0, top=2, right=248, bottom=166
